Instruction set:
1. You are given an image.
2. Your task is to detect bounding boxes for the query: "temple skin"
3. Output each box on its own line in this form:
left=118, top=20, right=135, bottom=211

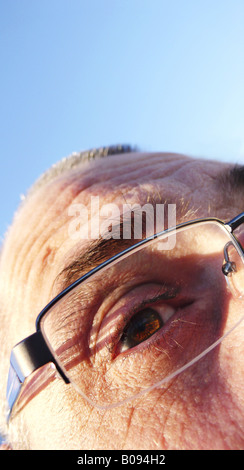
left=0, top=151, right=244, bottom=450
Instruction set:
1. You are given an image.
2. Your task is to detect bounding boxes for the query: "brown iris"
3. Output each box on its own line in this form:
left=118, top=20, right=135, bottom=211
left=120, top=308, right=163, bottom=350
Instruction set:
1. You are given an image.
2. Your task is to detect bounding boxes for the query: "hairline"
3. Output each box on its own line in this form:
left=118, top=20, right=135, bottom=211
left=26, top=144, right=135, bottom=198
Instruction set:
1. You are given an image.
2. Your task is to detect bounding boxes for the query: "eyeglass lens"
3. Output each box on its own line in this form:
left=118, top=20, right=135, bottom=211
left=40, top=221, right=244, bottom=408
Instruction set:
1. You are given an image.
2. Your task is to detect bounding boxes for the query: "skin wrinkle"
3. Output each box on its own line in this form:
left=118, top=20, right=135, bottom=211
left=182, top=367, right=242, bottom=449
left=150, top=159, right=216, bottom=218
left=123, top=405, right=136, bottom=448
left=66, top=153, right=140, bottom=190
left=152, top=381, right=183, bottom=449
left=160, top=403, right=179, bottom=450
left=129, top=157, right=186, bottom=182
left=79, top=404, right=122, bottom=450
left=77, top=153, right=187, bottom=192
left=24, top=168, right=90, bottom=244
left=137, top=390, right=170, bottom=449
left=213, top=344, right=244, bottom=449
left=175, top=392, right=204, bottom=449
left=193, top=161, right=244, bottom=219
left=6, top=200, right=58, bottom=291
left=1, top=151, right=244, bottom=450
left=120, top=161, right=190, bottom=195
left=138, top=371, right=207, bottom=449
left=62, top=384, right=94, bottom=449
left=122, top=373, right=189, bottom=450
left=16, top=178, right=93, bottom=306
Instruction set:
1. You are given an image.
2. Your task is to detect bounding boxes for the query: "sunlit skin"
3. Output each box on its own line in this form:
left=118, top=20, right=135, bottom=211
left=1, top=152, right=244, bottom=449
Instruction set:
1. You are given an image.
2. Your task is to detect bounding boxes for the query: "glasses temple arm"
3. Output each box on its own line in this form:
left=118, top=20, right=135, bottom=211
left=227, top=212, right=244, bottom=232
left=6, top=330, right=67, bottom=421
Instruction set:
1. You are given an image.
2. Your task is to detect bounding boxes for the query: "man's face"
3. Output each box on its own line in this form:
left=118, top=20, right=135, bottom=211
left=1, top=151, right=244, bottom=449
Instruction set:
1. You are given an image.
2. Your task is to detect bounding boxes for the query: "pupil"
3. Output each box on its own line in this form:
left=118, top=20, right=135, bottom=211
left=121, top=308, right=163, bottom=349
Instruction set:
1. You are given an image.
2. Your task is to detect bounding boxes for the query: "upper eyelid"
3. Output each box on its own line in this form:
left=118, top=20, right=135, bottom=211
left=59, top=275, right=180, bottom=329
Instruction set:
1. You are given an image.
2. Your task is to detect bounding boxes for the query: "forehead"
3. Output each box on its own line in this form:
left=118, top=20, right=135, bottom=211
left=29, top=151, right=230, bottom=206
left=51, top=152, right=233, bottom=227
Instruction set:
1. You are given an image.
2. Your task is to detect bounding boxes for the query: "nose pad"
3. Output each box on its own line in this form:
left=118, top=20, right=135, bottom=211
left=222, top=242, right=237, bottom=277
left=222, top=260, right=236, bottom=276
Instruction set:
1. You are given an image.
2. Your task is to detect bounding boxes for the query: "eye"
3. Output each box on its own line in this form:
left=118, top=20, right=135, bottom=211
left=119, top=305, right=175, bottom=352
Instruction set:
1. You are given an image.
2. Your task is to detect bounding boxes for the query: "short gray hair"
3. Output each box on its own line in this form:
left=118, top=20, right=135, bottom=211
left=27, top=144, right=135, bottom=197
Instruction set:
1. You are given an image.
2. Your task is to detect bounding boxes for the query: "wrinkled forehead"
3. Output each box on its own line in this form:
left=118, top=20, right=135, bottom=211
left=25, top=150, right=231, bottom=208
left=5, top=150, right=240, bottom=250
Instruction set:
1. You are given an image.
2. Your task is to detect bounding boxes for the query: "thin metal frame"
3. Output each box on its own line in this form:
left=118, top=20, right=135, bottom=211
left=6, top=212, right=244, bottom=420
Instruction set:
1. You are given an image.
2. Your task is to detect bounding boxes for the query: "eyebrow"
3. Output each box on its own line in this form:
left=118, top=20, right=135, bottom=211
left=56, top=216, right=148, bottom=290
left=218, top=164, right=244, bottom=193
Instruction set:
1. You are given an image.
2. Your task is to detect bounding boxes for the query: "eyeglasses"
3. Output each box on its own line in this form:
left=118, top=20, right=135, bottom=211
left=6, top=212, right=244, bottom=420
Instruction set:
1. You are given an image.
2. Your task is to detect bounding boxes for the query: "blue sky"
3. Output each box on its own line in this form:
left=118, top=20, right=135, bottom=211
left=1, top=0, right=244, bottom=240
